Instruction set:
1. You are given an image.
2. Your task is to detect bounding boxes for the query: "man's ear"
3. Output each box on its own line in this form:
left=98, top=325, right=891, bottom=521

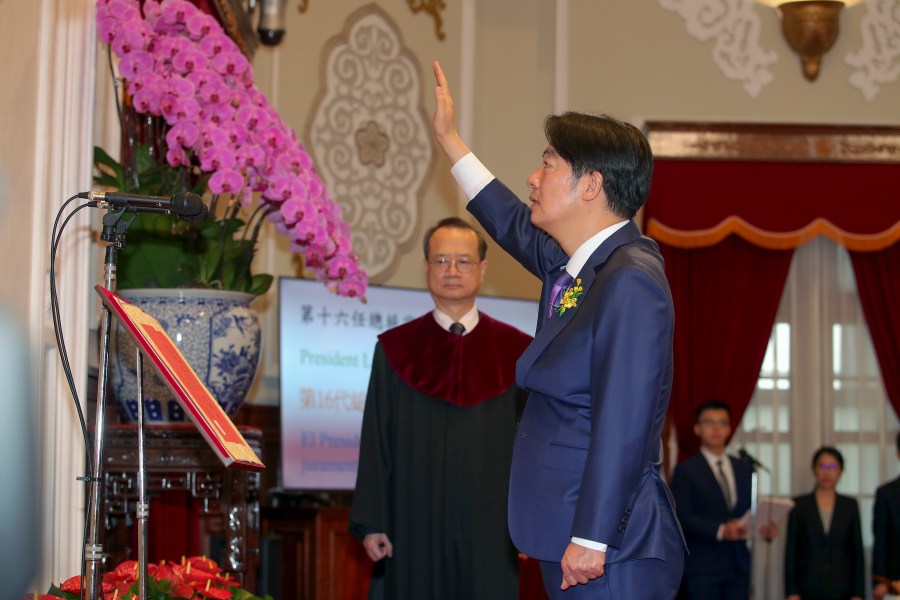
left=581, top=171, right=604, bottom=201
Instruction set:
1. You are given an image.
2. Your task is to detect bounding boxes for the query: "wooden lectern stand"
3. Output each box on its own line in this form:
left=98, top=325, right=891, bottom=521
left=101, top=424, right=263, bottom=587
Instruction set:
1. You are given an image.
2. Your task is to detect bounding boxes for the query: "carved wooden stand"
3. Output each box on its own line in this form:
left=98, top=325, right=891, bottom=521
left=101, top=424, right=262, bottom=589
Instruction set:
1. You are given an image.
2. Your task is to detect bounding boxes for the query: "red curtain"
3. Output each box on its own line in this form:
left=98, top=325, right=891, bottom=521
left=645, top=161, right=900, bottom=251
left=850, top=245, right=900, bottom=419
left=645, top=158, right=900, bottom=461
left=661, top=236, right=793, bottom=460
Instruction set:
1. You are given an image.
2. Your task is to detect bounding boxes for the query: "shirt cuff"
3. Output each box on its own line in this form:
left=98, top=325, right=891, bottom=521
left=716, top=524, right=725, bottom=541
left=449, top=152, right=495, bottom=200
left=570, top=537, right=608, bottom=552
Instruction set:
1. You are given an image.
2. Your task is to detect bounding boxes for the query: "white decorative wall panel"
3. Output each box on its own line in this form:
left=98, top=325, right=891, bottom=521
left=308, top=6, right=433, bottom=281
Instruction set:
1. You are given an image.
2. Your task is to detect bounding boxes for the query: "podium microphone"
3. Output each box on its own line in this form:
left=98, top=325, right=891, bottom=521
left=83, top=190, right=208, bottom=222
left=738, top=448, right=770, bottom=472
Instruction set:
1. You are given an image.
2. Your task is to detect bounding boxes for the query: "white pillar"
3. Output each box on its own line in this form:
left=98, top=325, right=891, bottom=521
left=0, top=0, right=97, bottom=588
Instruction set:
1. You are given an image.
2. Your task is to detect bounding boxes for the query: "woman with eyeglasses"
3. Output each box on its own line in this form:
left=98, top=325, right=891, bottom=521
left=784, top=446, right=865, bottom=600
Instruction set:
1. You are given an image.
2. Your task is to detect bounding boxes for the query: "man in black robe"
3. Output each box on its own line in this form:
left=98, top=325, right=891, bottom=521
left=349, top=217, right=533, bottom=600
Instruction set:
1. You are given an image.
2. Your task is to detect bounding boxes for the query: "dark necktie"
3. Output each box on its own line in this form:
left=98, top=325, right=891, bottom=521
left=717, top=459, right=733, bottom=509
left=449, top=322, right=465, bottom=335
left=547, top=270, right=575, bottom=319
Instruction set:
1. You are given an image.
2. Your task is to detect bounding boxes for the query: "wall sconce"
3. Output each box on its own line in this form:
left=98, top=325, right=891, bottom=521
left=209, top=0, right=288, bottom=58
left=248, top=0, right=288, bottom=47
left=777, top=1, right=844, bottom=81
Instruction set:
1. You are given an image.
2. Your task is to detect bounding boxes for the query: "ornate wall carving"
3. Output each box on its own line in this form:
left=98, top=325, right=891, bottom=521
left=659, top=0, right=778, bottom=98
left=846, top=0, right=900, bottom=100
left=307, top=5, right=433, bottom=282
left=661, top=0, right=900, bottom=100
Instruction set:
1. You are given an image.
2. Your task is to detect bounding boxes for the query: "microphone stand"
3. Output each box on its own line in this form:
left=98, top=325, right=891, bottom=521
left=136, top=351, right=148, bottom=600
left=83, top=208, right=149, bottom=600
left=739, top=449, right=769, bottom=600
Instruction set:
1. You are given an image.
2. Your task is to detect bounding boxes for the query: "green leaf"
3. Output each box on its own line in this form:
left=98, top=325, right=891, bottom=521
left=250, top=273, right=274, bottom=295
left=91, top=140, right=270, bottom=296
left=93, top=145, right=126, bottom=190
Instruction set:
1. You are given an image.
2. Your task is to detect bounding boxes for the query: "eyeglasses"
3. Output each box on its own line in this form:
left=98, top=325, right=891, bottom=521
left=816, top=462, right=840, bottom=471
left=427, top=257, right=479, bottom=273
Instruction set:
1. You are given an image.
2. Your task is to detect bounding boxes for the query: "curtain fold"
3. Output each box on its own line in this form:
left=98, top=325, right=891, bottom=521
left=645, top=160, right=900, bottom=250
left=849, top=244, right=900, bottom=419
left=662, top=235, right=794, bottom=461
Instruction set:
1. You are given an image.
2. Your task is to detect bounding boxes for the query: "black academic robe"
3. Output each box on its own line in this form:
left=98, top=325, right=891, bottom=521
left=349, top=312, right=532, bottom=600
left=784, top=492, right=865, bottom=600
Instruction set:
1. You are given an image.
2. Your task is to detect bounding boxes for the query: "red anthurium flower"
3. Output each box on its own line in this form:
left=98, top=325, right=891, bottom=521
left=197, top=588, right=232, bottom=600
left=183, top=565, right=219, bottom=586
left=59, top=575, right=114, bottom=594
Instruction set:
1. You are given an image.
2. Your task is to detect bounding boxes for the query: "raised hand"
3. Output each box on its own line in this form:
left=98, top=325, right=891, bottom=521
left=432, top=60, right=470, bottom=165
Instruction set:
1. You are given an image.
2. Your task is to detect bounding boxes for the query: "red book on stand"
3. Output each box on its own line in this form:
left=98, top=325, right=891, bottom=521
left=97, top=285, right=264, bottom=471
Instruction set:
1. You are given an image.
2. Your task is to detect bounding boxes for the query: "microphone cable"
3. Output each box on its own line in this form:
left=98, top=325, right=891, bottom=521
left=49, top=193, right=96, bottom=592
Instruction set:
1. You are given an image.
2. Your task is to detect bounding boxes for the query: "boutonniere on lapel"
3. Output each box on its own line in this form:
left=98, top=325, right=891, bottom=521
left=555, top=278, right=583, bottom=317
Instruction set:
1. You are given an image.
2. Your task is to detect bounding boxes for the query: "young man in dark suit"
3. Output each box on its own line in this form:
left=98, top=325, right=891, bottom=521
left=670, top=400, right=754, bottom=600
left=432, top=61, right=685, bottom=599
left=873, top=432, right=900, bottom=600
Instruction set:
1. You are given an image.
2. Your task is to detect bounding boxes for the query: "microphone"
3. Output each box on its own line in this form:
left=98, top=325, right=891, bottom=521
left=738, top=448, right=769, bottom=472
left=84, top=191, right=208, bottom=222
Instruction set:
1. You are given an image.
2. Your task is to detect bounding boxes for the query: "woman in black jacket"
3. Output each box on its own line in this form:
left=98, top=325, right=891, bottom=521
left=784, top=446, right=864, bottom=600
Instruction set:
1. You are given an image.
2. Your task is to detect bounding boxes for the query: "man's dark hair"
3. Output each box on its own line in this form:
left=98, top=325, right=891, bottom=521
left=544, top=112, right=653, bottom=220
left=812, top=446, right=844, bottom=470
left=422, top=217, right=488, bottom=260
left=694, top=399, right=732, bottom=423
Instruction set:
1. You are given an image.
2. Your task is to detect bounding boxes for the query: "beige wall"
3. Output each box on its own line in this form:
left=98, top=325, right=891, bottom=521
left=255, top=0, right=900, bottom=299
left=567, top=2, right=898, bottom=124
left=243, top=1, right=900, bottom=406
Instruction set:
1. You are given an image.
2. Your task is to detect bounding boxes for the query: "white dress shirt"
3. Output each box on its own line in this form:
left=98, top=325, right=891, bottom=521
left=700, top=447, right=738, bottom=540
left=432, top=304, right=479, bottom=334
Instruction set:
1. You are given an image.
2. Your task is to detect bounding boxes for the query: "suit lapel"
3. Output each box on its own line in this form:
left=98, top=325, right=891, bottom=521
left=517, top=222, right=642, bottom=378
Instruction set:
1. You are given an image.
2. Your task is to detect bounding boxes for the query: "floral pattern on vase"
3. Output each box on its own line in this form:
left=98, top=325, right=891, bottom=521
left=109, top=289, right=261, bottom=423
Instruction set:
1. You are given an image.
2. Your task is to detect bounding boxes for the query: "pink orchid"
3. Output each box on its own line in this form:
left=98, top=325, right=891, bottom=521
left=211, top=51, right=249, bottom=77
left=118, top=50, right=154, bottom=80
left=185, top=12, right=218, bottom=39
left=208, top=169, right=243, bottom=194
left=166, top=121, right=200, bottom=148
left=97, top=0, right=366, bottom=297
left=199, top=33, right=233, bottom=58
left=172, top=46, right=208, bottom=74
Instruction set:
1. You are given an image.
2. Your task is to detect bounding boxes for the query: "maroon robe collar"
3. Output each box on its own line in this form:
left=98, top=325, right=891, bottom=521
left=378, top=311, right=532, bottom=407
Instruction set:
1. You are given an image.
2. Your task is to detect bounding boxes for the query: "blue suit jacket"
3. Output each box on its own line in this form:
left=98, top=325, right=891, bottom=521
left=670, top=453, right=752, bottom=578
left=469, top=179, right=684, bottom=565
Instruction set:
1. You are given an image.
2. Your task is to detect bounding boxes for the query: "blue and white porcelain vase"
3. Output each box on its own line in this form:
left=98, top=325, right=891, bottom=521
left=109, top=288, right=262, bottom=423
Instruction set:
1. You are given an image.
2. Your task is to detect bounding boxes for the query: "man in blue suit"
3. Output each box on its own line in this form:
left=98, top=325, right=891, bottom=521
left=432, top=61, right=685, bottom=599
left=670, top=400, right=753, bottom=600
